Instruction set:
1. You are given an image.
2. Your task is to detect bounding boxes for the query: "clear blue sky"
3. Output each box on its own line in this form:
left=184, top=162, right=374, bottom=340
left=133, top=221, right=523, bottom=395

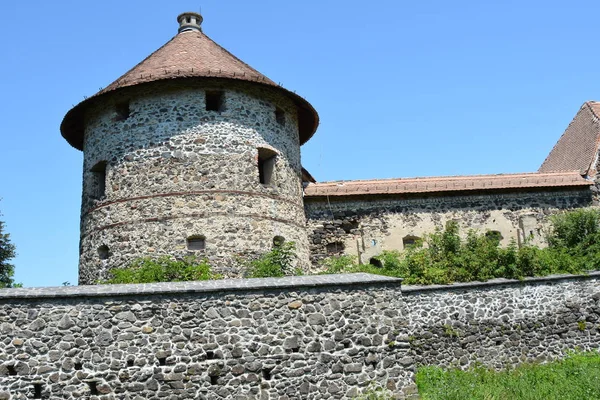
left=1, top=1, right=599, bottom=287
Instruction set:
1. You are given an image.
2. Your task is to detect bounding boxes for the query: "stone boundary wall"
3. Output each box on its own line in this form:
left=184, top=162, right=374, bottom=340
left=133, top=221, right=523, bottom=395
left=0, top=274, right=414, bottom=400
left=402, top=272, right=600, bottom=369
left=0, top=273, right=599, bottom=399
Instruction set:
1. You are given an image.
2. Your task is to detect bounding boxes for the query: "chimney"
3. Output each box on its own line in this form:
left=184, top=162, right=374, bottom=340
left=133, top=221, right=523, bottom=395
left=177, top=12, right=203, bottom=33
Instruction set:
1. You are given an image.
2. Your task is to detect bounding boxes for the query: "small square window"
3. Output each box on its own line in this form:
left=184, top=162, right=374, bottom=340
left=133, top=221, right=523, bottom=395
left=205, top=91, right=224, bottom=112
left=275, top=107, right=285, bottom=125
left=187, top=236, right=206, bottom=250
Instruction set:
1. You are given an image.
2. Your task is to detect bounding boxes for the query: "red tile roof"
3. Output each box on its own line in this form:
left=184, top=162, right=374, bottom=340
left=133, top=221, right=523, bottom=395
left=539, top=102, right=600, bottom=176
left=304, top=171, right=591, bottom=198
left=61, top=25, right=318, bottom=150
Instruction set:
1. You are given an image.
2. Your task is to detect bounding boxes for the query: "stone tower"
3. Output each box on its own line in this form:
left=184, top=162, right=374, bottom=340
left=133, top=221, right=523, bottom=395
left=60, top=12, right=319, bottom=284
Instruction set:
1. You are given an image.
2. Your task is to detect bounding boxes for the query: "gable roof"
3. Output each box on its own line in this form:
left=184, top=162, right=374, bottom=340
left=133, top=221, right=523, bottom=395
left=304, top=171, right=591, bottom=198
left=61, top=24, right=318, bottom=150
left=539, top=101, right=600, bottom=176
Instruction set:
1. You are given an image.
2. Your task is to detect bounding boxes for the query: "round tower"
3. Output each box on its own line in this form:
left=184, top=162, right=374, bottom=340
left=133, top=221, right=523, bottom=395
left=61, top=13, right=319, bottom=284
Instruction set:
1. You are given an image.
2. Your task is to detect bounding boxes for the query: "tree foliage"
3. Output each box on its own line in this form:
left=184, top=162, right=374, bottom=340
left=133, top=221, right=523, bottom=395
left=321, top=209, right=600, bottom=285
left=0, top=219, right=18, bottom=288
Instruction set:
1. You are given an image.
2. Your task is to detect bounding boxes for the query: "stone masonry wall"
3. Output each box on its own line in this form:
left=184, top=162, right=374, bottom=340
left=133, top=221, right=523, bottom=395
left=0, top=274, right=414, bottom=400
left=304, top=189, right=592, bottom=266
left=401, top=272, right=600, bottom=369
left=0, top=273, right=598, bottom=399
left=79, top=80, right=310, bottom=284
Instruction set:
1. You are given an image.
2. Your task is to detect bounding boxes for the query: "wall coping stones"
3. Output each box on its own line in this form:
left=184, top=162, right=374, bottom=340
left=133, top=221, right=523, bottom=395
left=403, top=270, right=600, bottom=294
left=0, top=273, right=402, bottom=300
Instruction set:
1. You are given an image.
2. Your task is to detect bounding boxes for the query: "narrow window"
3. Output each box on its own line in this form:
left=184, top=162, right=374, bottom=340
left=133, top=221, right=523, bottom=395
left=275, top=107, right=285, bottom=125
left=115, top=101, right=130, bottom=121
left=158, top=357, right=167, bottom=366
left=90, top=161, right=107, bottom=200
left=6, top=365, right=16, bottom=376
left=205, top=91, right=224, bottom=112
left=262, top=368, right=273, bottom=381
left=187, top=236, right=206, bottom=251
left=326, top=242, right=344, bottom=254
left=402, top=236, right=420, bottom=249
left=273, top=236, right=285, bottom=247
left=258, top=148, right=277, bottom=185
left=33, top=383, right=42, bottom=399
left=98, top=245, right=109, bottom=260
left=87, top=381, right=99, bottom=395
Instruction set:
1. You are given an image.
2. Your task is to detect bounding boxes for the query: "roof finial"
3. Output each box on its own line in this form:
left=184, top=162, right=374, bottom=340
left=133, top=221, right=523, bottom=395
left=177, top=12, right=203, bottom=33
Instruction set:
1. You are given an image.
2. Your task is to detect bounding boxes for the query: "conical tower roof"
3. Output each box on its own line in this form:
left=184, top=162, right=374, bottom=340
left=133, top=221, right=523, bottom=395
left=61, top=12, right=318, bottom=150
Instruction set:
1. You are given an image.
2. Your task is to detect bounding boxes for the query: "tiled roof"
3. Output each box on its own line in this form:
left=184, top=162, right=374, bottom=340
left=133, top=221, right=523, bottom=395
left=539, top=102, right=600, bottom=175
left=61, top=25, right=318, bottom=150
left=304, top=171, right=591, bottom=197
left=97, top=30, right=277, bottom=95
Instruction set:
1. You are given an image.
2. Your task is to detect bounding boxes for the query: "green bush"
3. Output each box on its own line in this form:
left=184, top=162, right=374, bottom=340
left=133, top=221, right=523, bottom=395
left=416, top=352, right=600, bottom=400
left=102, top=255, right=219, bottom=284
left=245, top=241, right=299, bottom=278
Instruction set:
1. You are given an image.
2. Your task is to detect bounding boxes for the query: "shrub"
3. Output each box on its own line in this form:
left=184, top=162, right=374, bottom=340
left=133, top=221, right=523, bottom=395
left=103, top=255, right=219, bottom=284
left=320, top=254, right=358, bottom=274
left=334, top=209, right=599, bottom=285
left=245, top=241, right=299, bottom=278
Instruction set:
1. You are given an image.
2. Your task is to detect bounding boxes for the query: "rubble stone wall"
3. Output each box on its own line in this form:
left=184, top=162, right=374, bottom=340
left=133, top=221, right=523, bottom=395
left=0, top=274, right=413, bottom=400
left=402, top=273, right=600, bottom=369
left=0, top=273, right=598, bottom=399
left=79, top=81, right=309, bottom=284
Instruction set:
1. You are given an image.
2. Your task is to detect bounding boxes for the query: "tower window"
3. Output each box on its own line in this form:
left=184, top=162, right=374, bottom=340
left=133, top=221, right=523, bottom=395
left=205, top=91, right=224, bottom=112
left=402, top=236, right=420, bottom=249
left=98, top=245, right=109, bottom=260
left=258, top=148, right=277, bottom=185
left=115, top=101, right=130, bottom=121
left=90, top=161, right=107, bottom=200
left=187, top=236, right=206, bottom=251
left=275, top=107, right=285, bottom=125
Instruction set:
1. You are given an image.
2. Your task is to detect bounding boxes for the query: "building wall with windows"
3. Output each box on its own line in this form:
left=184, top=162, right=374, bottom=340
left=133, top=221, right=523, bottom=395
left=78, top=80, right=310, bottom=284
left=304, top=188, right=593, bottom=266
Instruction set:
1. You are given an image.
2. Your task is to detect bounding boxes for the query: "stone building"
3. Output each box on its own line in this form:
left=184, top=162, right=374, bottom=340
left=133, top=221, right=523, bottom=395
left=61, top=13, right=318, bottom=284
left=62, top=12, right=600, bottom=283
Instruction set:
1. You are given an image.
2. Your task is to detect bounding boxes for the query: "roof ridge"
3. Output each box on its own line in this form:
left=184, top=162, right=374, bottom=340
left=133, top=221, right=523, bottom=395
left=312, top=171, right=584, bottom=185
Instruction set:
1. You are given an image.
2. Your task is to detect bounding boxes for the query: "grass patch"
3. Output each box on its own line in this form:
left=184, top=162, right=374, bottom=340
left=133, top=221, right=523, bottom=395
left=416, top=352, right=600, bottom=400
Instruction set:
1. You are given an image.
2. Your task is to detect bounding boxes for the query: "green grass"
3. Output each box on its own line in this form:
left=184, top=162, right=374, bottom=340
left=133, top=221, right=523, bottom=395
left=416, top=352, right=600, bottom=400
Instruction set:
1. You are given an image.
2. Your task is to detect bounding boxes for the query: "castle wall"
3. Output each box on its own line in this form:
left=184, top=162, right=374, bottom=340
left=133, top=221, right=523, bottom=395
left=304, top=188, right=593, bottom=266
left=79, top=81, right=309, bottom=284
left=402, top=273, right=600, bottom=369
left=0, top=273, right=598, bottom=399
left=0, top=274, right=414, bottom=400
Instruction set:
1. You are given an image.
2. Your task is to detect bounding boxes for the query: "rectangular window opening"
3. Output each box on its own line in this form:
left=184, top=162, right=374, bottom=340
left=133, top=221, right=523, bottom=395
left=115, top=101, right=130, bottom=121
left=205, top=91, right=224, bottom=112
left=258, top=148, right=277, bottom=185
left=90, top=161, right=107, bottom=200
left=187, top=236, right=206, bottom=251
left=275, top=107, right=285, bottom=125
left=87, top=381, right=99, bottom=395
left=33, top=383, right=42, bottom=399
